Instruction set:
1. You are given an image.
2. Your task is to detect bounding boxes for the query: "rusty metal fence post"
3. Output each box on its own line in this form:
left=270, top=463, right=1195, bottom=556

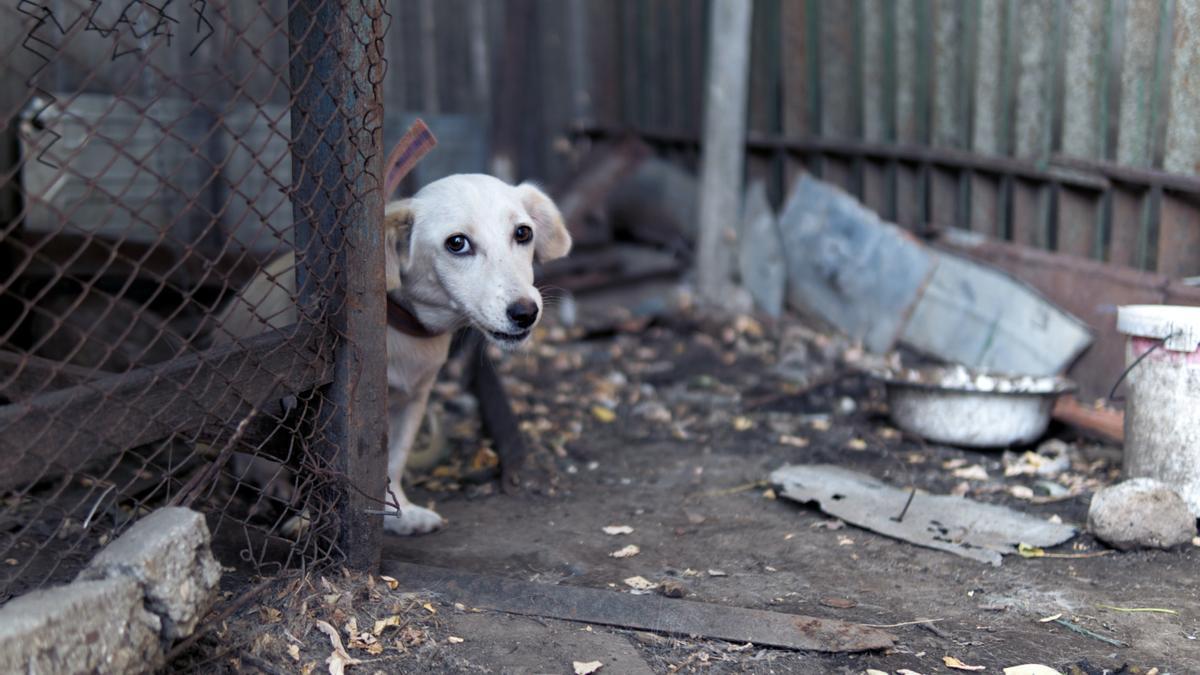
left=288, top=0, right=389, bottom=571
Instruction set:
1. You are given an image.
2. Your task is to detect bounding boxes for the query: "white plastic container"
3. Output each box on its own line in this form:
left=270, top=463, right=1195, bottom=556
left=1116, top=305, right=1200, bottom=516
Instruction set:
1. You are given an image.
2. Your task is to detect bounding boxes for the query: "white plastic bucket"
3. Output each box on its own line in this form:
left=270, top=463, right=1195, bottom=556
left=1116, top=305, right=1200, bottom=516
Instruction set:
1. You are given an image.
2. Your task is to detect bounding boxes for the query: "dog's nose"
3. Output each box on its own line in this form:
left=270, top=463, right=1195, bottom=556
left=506, top=299, right=539, bottom=329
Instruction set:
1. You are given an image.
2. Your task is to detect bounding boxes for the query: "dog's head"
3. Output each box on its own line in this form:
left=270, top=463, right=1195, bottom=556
left=384, top=174, right=571, bottom=348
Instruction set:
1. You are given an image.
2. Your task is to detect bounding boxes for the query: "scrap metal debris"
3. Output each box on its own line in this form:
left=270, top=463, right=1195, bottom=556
left=384, top=561, right=895, bottom=653
left=770, top=465, right=1076, bottom=565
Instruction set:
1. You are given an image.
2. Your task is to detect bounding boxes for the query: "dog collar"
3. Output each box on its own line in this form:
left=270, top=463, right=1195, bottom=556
left=386, top=297, right=445, bottom=339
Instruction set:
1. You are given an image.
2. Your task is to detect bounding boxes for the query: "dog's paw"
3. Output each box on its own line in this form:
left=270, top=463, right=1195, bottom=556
left=383, top=504, right=445, bottom=536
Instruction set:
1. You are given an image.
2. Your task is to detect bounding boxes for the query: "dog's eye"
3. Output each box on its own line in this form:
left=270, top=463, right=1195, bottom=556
left=514, top=224, right=533, bottom=244
left=445, top=234, right=472, bottom=255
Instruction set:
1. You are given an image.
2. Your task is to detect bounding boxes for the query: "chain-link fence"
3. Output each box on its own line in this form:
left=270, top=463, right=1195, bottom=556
left=0, top=0, right=392, bottom=601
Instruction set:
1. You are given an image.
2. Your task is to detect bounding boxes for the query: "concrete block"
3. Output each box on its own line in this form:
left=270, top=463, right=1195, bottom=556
left=1088, top=478, right=1197, bottom=550
left=78, top=507, right=221, bottom=640
left=0, top=578, right=163, bottom=674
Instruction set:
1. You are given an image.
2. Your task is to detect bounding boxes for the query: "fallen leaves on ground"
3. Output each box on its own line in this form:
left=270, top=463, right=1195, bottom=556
left=623, top=576, right=657, bottom=591
left=1003, top=665, right=1064, bottom=675
left=591, top=406, right=617, bottom=423
left=943, top=655, right=986, bottom=671
left=314, top=620, right=361, bottom=675
left=610, top=544, right=640, bottom=558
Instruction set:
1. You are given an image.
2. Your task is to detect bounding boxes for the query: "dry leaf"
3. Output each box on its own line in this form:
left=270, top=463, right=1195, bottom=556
left=260, top=606, right=283, bottom=623
left=779, top=434, right=809, bottom=448
left=837, top=535, right=854, bottom=546
left=379, top=576, right=399, bottom=590
left=952, top=465, right=989, bottom=481
left=1009, top=485, right=1035, bottom=500
left=287, top=645, right=301, bottom=661
left=732, top=416, right=755, bottom=431
left=372, top=615, right=402, bottom=636
left=574, top=661, right=604, bottom=675
left=1037, top=613, right=1063, bottom=622
left=623, top=576, right=657, bottom=591
left=846, top=438, right=868, bottom=451
left=602, top=525, right=634, bottom=535
left=610, top=544, right=640, bottom=558
left=943, top=655, right=986, bottom=671
left=447, top=636, right=464, bottom=644
left=315, top=620, right=361, bottom=675
left=422, top=602, right=437, bottom=615
left=1003, top=666, right=1063, bottom=675
left=591, top=406, right=617, bottom=423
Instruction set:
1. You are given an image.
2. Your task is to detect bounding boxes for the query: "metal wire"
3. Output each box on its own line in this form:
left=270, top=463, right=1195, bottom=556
left=0, top=0, right=388, bottom=600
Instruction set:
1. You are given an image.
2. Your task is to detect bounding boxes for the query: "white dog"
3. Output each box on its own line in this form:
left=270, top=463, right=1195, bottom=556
left=213, top=174, right=571, bottom=534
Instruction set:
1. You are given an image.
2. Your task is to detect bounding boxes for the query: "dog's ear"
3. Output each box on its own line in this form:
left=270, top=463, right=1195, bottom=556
left=383, top=198, right=415, bottom=291
left=517, top=182, right=572, bottom=262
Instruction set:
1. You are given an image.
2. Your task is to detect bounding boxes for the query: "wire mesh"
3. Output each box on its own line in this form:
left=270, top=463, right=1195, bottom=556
left=0, top=0, right=389, bottom=600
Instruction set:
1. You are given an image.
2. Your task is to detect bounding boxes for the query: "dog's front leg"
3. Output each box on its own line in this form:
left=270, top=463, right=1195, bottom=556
left=382, top=376, right=445, bottom=535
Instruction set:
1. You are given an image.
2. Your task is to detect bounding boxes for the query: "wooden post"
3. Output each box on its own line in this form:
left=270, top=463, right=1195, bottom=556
left=696, top=0, right=754, bottom=304
left=288, top=0, right=389, bottom=572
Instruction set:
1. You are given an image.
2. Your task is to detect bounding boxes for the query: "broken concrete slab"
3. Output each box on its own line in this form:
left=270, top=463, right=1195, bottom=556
left=900, top=246, right=1094, bottom=376
left=770, top=464, right=1076, bottom=566
left=0, top=577, right=163, bottom=674
left=77, top=506, right=221, bottom=641
left=778, top=175, right=937, bottom=353
left=383, top=560, right=895, bottom=653
left=1088, top=478, right=1197, bottom=550
left=738, top=180, right=786, bottom=317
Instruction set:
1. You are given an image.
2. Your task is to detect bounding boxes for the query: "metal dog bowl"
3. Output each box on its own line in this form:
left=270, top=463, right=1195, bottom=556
left=873, top=366, right=1076, bottom=448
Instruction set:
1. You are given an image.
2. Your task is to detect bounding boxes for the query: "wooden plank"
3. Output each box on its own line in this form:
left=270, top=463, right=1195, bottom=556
left=585, top=0, right=619, bottom=129
left=1061, top=0, right=1107, bottom=160
left=819, top=0, right=856, bottom=139
left=1115, top=0, right=1163, bottom=167
left=860, top=0, right=888, bottom=143
left=1057, top=186, right=1101, bottom=259
left=383, top=561, right=896, bottom=653
left=1164, top=0, right=1200, bottom=175
left=1108, top=187, right=1147, bottom=267
left=696, top=0, right=754, bottom=303
left=1056, top=0, right=1107, bottom=259
left=287, top=0, right=389, bottom=571
left=1010, top=179, right=1049, bottom=247
left=861, top=159, right=891, bottom=215
left=895, top=161, right=923, bottom=231
left=969, top=173, right=1001, bottom=236
left=1156, top=192, right=1200, bottom=279
left=893, top=0, right=923, bottom=228
left=781, top=0, right=812, bottom=188
left=0, top=325, right=329, bottom=492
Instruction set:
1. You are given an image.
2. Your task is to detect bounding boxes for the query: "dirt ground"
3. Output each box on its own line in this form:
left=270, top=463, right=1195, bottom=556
left=181, top=309, right=1200, bottom=674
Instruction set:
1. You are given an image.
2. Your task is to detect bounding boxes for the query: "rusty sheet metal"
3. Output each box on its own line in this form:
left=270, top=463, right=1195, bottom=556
left=771, top=465, right=1077, bottom=566
left=901, top=238, right=1093, bottom=377
left=936, top=231, right=1197, bottom=401
left=779, top=174, right=936, bottom=353
left=382, top=561, right=895, bottom=653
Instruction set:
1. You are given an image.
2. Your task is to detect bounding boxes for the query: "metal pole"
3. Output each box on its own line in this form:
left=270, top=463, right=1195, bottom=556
left=288, top=0, right=388, bottom=571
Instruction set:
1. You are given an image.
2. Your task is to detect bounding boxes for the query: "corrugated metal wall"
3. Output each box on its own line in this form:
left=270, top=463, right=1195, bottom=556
left=11, top=1, right=1199, bottom=276
left=557, top=0, right=1200, bottom=278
